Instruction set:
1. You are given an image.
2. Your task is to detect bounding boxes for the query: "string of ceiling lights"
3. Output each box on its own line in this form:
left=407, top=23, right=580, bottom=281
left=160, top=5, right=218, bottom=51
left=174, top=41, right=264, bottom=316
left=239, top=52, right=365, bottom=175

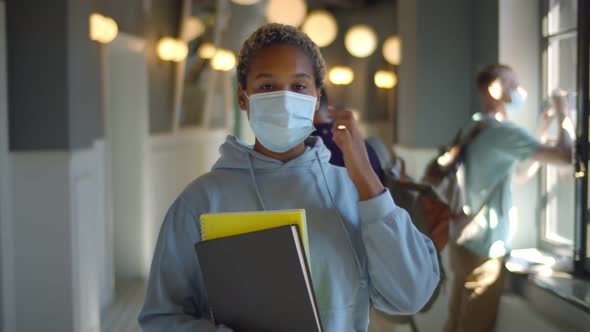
left=88, top=0, right=401, bottom=89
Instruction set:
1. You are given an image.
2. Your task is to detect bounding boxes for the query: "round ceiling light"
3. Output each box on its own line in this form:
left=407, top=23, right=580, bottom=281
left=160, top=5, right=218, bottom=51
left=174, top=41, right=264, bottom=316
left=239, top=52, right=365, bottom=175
left=374, top=70, right=397, bottom=89
left=211, top=49, right=237, bottom=71
left=382, top=36, right=401, bottom=65
left=89, top=13, right=118, bottom=44
left=183, top=16, right=205, bottom=41
left=302, top=10, right=338, bottom=48
left=266, top=0, right=307, bottom=27
left=329, top=66, right=354, bottom=86
left=345, top=25, right=378, bottom=58
left=198, top=43, right=217, bottom=59
left=157, top=37, right=188, bottom=62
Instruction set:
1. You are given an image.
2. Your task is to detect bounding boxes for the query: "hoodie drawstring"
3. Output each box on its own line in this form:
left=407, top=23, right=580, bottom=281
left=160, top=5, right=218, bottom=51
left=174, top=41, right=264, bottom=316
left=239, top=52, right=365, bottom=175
left=315, top=151, right=363, bottom=273
left=245, top=149, right=363, bottom=274
left=247, top=153, right=267, bottom=211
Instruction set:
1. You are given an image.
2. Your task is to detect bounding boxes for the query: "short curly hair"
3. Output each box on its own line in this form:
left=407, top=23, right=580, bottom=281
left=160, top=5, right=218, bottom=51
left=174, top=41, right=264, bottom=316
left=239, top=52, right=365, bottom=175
left=237, top=23, right=326, bottom=89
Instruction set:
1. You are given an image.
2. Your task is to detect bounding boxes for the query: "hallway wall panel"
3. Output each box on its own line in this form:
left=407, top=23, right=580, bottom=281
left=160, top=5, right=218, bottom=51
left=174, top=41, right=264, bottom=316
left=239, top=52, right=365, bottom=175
left=11, top=152, right=75, bottom=331
left=147, top=129, right=228, bottom=261
left=70, top=141, right=112, bottom=331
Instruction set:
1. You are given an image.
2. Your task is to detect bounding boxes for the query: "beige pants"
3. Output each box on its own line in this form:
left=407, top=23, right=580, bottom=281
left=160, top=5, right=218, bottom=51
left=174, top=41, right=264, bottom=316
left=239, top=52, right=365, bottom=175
left=444, top=243, right=505, bottom=332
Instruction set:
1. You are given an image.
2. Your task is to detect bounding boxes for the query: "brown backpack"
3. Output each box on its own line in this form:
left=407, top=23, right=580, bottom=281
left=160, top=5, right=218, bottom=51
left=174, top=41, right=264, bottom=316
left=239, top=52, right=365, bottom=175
left=421, top=119, right=495, bottom=242
left=385, top=162, right=451, bottom=252
left=366, top=137, right=452, bottom=253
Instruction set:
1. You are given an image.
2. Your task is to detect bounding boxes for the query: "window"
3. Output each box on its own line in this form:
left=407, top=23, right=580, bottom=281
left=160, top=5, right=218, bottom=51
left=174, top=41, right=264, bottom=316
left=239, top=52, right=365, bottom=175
left=543, top=0, right=577, bottom=36
left=584, top=23, right=590, bottom=272
left=539, top=0, right=578, bottom=253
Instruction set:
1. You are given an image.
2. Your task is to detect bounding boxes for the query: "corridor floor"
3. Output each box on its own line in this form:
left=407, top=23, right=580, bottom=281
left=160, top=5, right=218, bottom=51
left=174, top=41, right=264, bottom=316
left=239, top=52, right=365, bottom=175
left=101, top=279, right=146, bottom=332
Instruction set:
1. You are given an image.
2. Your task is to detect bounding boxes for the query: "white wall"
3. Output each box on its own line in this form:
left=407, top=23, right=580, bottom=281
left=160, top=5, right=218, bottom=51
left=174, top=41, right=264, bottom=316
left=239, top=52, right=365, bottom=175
left=95, top=141, right=115, bottom=311
left=393, top=145, right=437, bottom=180
left=397, top=0, right=474, bottom=148
left=11, top=152, right=76, bottom=331
left=499, top=0, right=541, bottom=250
left=106, top=35, right=151, bottom=279
left=70, top=142, right=110, bottom=332
left=147, top=129, right=228, bottom=260
left=6, top=144, right=108, bottom=332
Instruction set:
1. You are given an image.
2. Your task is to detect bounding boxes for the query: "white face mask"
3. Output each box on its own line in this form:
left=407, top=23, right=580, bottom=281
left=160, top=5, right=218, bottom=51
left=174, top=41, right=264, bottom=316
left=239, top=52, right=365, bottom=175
left=244, top=90, right=317, bottom=153
left=505, top=87, right=527, bottom=116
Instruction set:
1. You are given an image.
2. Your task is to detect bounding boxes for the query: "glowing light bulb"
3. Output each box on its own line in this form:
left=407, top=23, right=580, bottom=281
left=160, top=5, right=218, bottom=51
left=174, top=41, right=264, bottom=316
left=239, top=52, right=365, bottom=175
left=329, top=66, right=354, bottom=85
left=211, top=49, right=237, bottom=71
left=157, top=37, right=188, bottom=62
left=266, top=0, right=307, bottom=27
left=345, top=25, right=377, bottom=58
left=198, top=43, right=217, bottom=59
left=374, top=70, right=397, bottom=89
left=183, top=16, right=205, bottom=41
left=89, top=13, right=118, bottom=44
left=382, top=36, right=401, bottom=65
left=302, top=10, right=338, bottom=47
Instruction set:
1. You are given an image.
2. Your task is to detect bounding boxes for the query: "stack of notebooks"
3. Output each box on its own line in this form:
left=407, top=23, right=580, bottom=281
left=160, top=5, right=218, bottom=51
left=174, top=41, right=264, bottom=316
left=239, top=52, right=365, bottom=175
left=196, top=210, right=323, bottom=332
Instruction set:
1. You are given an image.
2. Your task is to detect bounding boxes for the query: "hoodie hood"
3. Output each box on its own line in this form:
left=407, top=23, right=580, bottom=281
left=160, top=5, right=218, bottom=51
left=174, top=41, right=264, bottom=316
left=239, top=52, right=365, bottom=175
left=212, top=135, right=332, bottom=171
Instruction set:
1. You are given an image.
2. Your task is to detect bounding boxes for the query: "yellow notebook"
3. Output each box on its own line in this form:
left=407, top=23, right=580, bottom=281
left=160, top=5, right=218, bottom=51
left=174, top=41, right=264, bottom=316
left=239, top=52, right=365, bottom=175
left=200, top=209, right=310, bottom=260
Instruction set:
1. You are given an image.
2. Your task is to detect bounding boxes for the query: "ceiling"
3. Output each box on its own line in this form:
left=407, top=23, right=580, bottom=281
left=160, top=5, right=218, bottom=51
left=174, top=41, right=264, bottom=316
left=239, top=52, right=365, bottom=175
left=192, top=0, right=389, bottom=10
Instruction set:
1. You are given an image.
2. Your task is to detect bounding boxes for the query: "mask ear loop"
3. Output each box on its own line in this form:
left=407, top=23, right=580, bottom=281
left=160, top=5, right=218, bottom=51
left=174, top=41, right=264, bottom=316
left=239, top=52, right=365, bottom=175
left=239, top=89, right=250, bottom=111
left=241, top=89, right=250, bottom=99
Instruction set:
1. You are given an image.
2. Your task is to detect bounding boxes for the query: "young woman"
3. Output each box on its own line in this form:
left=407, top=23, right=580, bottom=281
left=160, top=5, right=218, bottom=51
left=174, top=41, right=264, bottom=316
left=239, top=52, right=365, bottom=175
left=139, top=23, right=439, bottom=332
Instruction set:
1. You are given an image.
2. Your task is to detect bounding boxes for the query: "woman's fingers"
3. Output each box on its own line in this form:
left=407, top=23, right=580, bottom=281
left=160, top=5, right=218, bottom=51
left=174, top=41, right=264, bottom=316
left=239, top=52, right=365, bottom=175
left=332, top=121, right=352, bottom=149
left=330, top=108, right=357, bottom=134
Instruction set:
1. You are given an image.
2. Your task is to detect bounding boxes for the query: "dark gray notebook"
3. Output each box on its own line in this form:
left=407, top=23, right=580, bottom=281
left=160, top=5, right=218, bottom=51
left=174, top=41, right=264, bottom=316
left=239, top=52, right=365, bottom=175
left=195, top=225, right=323, bottom=332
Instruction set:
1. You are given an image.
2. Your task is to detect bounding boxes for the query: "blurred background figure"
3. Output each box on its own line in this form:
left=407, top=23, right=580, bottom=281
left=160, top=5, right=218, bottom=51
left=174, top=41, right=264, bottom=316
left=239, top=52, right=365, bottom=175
left=444, top=64, right=574, bottom=332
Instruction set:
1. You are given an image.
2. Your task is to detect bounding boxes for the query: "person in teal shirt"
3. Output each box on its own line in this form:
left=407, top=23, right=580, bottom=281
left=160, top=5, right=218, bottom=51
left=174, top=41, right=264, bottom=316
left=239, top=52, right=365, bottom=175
left=444, top=64, right=574, bottom=332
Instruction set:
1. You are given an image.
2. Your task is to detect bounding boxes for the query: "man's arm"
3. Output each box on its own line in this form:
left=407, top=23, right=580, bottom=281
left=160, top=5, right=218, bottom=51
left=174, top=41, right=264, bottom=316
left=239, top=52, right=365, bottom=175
left=530, top=92, right=574, bottom=165
left=514, top=92, right=574, bottom=184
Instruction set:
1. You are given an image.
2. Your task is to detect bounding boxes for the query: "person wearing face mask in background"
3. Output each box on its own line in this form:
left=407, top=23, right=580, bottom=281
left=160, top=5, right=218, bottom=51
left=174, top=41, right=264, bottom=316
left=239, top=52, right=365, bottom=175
left=444, top=64, right=574, bottom=332
left=311, top=87, right=385, bottom=183
left=139, top=23, right=440, bottom=332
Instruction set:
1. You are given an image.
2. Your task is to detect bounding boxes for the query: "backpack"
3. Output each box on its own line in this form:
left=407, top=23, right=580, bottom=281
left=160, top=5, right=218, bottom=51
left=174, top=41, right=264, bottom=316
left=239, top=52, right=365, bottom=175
left=366, top=137, right=451, bottom=253
left=421, top=118, right=495, bottom=242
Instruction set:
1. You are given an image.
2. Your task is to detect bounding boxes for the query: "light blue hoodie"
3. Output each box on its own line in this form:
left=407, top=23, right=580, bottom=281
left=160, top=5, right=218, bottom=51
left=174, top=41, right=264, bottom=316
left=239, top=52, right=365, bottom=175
left=139, top=136, right=440, bottom=332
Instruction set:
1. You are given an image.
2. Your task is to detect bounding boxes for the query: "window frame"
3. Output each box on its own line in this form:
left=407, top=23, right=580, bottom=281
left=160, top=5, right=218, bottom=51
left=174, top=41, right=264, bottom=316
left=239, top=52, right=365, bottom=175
left=537, top=0, right=590, bottom=277
left=576, top=0, right=590, bottom=276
